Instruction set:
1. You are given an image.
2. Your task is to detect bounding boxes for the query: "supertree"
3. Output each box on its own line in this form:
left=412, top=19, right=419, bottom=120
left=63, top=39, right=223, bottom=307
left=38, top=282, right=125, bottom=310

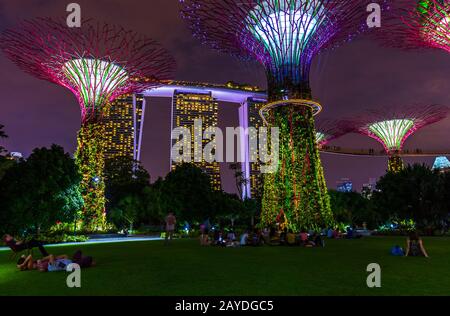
left=381, top=0, right=450, bottom=53
left=352, top=105, right=448, bottom=173
left=315, top=119, right=352, bottom=148
left=180, top=0, right=375, bottom=231
left=0, top=18, right=175, bottom=230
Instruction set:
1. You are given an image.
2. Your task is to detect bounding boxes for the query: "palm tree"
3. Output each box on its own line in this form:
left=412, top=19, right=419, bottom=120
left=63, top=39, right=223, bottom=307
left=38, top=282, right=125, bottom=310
left=229, top=162, right=249, bottom=200
left=0, top=124, right=7, bottom=154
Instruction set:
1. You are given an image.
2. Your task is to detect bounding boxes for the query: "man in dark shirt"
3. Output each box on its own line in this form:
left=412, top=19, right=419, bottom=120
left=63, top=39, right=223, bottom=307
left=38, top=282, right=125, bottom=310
left=3, top=234, right=49, bottom=257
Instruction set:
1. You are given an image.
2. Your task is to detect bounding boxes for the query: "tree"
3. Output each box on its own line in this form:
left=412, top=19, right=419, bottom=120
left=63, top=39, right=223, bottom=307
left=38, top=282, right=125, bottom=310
left=104, top=156, right=150, bottom=212
left=0, top=145, right=82, bottom=236
left=372, top=164, right=443, bottom=229
left=0, top=124, right=7, bottom=154
left=108, top=194, right=142, bottom=232
left=160, top=163, right=214, bottom=222
left=229, top=162, right=249, bottom=200
left=329, top=190, right=379, bottom=229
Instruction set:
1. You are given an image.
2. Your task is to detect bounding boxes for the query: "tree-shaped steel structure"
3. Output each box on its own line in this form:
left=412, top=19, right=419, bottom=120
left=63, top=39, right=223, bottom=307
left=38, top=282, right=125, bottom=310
left=381, top=0, right=450, bottom=53
left=1, top=18, right=175, bottom=230
left=180, top=0, right=373, bottom=231
left=353, top=105, right=448, bottom=173
left=315, top=119, right=352, bottom=148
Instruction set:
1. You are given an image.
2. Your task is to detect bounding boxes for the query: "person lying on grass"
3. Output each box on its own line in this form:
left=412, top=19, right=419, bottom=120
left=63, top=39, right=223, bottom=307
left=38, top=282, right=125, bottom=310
left=17, top=254, right=67, bottom=272
left=3, top=234, right=49, bottom=257
left=17, top=250, right=95, bottom=272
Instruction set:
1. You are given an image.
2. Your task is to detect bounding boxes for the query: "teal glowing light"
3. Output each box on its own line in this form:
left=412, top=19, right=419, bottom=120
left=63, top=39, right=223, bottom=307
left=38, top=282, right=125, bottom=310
left=368, top=119, right=415, bottom=152
left=246, top=0, right=322, bottom=68
left=432, top=156, right=450, bottom=170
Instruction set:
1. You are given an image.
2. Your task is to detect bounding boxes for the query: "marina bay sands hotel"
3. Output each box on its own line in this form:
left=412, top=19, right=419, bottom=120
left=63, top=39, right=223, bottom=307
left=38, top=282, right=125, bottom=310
left=103, top=80, right=267, bottom=199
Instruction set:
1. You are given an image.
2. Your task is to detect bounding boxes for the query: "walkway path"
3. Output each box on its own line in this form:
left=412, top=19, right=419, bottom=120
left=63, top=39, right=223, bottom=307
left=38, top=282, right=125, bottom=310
left=0, top=235, right=162, bottom=252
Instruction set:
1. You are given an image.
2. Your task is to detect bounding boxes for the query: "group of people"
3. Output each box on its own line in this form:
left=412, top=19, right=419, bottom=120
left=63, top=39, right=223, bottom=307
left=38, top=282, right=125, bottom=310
left=198, top=226, right=326, bottom=248
left=2, top=234, right=96, bottom=272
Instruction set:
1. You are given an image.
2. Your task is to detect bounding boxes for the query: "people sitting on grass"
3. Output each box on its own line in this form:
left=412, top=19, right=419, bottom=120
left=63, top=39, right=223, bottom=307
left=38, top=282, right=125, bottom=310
left=326, top=227, right=334, bottom=238
left=332, top=227, right=342, bottom=239
left=240, top=230, right=249, bottom=246
left=3, top=234, right=49, bottom=257
left=299, top=231, right=309, bottom=246
left=311, top=232, right=325, bottom=248
left=249, top=230, right=261, bottom=247
left=261, top=228, right=271, bottom=245
left=405, top=231, right=429, bottom=258
left=286, top=230, right=297, bottom=246
left=226, top=230, right=239, bottom=247
left=214, top=231, right=226, bottom=247
left=17, top=250, right=95, bottom=272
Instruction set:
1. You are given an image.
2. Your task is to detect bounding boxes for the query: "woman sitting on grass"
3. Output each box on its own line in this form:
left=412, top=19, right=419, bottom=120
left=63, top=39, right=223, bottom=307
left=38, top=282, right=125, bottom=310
left=405, top=231, right=429, bottom=258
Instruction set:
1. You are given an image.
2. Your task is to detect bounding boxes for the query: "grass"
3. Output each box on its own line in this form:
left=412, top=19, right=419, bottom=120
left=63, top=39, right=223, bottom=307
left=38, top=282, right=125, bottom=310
left=1, top=237, right=449, bottom=296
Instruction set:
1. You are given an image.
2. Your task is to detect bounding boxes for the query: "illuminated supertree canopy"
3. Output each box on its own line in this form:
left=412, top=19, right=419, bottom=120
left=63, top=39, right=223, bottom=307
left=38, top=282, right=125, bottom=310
left=0, top=18, right=175, bottom=230
left=353, top=105, right=449, bottom=172
left=180, top=0, right=376, bottom=231
left=381, top=0, right=450, bottom=53
left=315, top=119, right=352, bottom=148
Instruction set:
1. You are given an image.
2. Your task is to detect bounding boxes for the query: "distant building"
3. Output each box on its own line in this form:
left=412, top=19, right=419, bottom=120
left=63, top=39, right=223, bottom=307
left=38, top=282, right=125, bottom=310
left=432, top=156, right=450, bottom=173
left=241, top=97, right=266, bottom=199
left=8, top=152, right=23, bottom=162
left=171, top=90, right=221, bottom=190
left=361, top=178, right=377, bottom=199
left=337, top=178, right=353, bottom=192
left=103, top=94, right=145, bottom=161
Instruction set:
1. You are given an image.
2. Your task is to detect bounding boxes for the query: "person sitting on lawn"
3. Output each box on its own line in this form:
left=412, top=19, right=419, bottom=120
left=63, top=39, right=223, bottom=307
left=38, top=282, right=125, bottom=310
left=299, top=231, right=309, bottom=246
left=312, top=232, right=325, bottom=248
left=3, top=234, right=49, bottom=257
left=226, top=230, right=238, bottom=247
left=332, top=228, right=342, bottom=239
left=214, top=230, right=226, bottom=247
left=405, top=231, right=429, bottom=258
left=286, top=230, right=297, bottom=246
left=240, top=231, right=249, bottom=246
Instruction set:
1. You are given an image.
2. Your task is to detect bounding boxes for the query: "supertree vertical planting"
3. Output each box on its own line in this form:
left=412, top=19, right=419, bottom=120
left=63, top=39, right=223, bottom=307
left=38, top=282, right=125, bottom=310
left=0, top=18, right=175, bottom=230
left=315, top=119, right=352, bottom=149
left=381, top=0, right=450, bottom=53
left=353, top=105, right=448, bottom=173
left=180, top=0, right=374, bottom=231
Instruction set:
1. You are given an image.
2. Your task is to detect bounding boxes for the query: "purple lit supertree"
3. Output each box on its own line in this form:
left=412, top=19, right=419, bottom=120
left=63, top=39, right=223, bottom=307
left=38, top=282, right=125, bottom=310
left=315, top=119, right=352, bottom=148
left=381, top=0, right=450, bottom=53
left=0, top=18, right=175, bottom=230
left=352, top=105, right=448, bottom=173
left=180, top=0, right=376, bottom=231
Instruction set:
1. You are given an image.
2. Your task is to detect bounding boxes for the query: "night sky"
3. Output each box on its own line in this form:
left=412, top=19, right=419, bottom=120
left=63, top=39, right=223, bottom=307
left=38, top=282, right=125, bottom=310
left=1, top=0, right=450, bottom=194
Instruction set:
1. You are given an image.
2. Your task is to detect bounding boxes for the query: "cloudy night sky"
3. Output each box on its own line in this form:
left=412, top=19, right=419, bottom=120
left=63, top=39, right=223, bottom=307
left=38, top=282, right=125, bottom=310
left=1, top=0, right=449, bottom=194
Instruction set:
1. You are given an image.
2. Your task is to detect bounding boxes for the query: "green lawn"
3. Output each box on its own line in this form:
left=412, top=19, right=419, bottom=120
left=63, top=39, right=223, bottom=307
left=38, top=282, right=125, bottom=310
left=1, top=237, right=449, bottom=296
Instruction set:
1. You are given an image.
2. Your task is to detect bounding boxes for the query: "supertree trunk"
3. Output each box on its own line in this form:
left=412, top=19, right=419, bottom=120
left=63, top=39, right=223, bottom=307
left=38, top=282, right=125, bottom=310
left=388, top=154, right=404, bottom=173
left=75, top=118, right=107, bottom=231
left=261, top=80, right=333, bottom=232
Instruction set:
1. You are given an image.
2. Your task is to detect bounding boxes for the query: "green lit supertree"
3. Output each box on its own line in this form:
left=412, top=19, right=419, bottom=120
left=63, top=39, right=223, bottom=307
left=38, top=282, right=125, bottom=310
left=382, top=0, right=450, bottom=53
left=352, top=105, right=448, bottom=173
left=1, top=18, right=175, bottom=231
left=179, top=0, right=380, bottom=232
